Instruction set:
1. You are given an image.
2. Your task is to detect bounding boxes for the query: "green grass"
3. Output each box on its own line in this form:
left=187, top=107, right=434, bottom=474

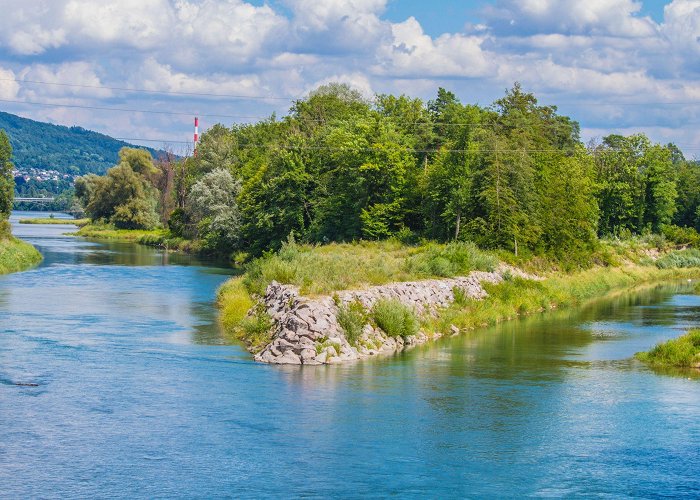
left=424, top=266, right=700, bottom=335
left=635, top=330, right=700, bottom=368
left=19, top=218, right=90, bottom=226
left=75, top=223, right=202, bottom=254
left=372, top=299, right=419, bottom=339
left=75, top=223, right=166, bottom=242
left=216, top=277, right=273, bottom=351
left=0, top=236, right=42, bottom=275
left=218, top=237, right=700, bottom=355
left=243, top=239, right=497, bottom=296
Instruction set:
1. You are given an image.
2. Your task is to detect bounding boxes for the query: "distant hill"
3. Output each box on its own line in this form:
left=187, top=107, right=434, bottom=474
left=0, top=111, right=159, bottom=175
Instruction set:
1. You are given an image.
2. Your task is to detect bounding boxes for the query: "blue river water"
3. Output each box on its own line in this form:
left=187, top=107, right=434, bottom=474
left=1, top=212, right=700, bottom=498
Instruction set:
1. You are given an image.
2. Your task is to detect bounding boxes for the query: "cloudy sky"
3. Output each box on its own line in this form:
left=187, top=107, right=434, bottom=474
left=0, top=0, right=698, bottom=156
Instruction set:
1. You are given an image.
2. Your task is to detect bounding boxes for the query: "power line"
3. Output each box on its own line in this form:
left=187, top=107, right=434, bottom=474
left=0, top=77, right=295, bottom=101
left=4, top=77, right=700, bottom=107
left=6, top=97, right=700, bottom=131
left=0, top=97, right=268, bottom=120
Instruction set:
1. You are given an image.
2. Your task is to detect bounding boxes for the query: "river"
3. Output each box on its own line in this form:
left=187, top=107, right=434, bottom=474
left=1, top=212, right=700, bottom=498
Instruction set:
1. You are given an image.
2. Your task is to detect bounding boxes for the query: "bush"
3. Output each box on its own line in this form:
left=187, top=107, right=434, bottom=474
left=404, top=241, right=497, bottom=277
left=635, top=330, right=700, bottom=367
left=655, top=249, right=700, bottom=269
left=337, top=301, right=368, bottom=346
left=661, top=224, right=700, bottom=248
left=372, top=299, right=419, bottom=338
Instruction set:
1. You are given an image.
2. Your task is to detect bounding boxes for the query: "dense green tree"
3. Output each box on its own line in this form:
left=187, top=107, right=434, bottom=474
left=188, top=168, right=241, bottom=252
left=63, top=83, right=696, bottom=263
left=674, top=161, right=700, bottom=229
left=79, top=148, right=160, bottom=229
left=239, top=148, right=312, bottom=254
left=594, top=134, right=677, bottom=235
left=0, top=130, right=13, bottom=234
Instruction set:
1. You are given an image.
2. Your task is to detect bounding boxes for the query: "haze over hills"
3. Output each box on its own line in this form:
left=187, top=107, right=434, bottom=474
left=0, top=111, right=158, bottom=176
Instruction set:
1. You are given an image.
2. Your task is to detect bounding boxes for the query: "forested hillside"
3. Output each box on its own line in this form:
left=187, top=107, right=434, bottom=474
left=75, top=83, right=700, bottom=267
left=0, top=111, right=156, bottom=175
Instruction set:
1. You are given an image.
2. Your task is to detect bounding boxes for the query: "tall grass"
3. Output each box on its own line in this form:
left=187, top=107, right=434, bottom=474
left=0, top=237, right=42, bottom=275
left=372, top=299, right=419, bottom=339
left=336, top=300, right=369, bottom=346
left=425, top=267, right=700, bottom=334
left=243, top=239, right=497, bottom=296
left=216, top=277, right=273, bottom=351
left=636, top=330, right=700, bottom=368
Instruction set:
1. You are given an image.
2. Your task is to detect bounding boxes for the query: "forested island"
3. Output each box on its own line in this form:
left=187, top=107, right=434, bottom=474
left=6, top=83, right=700, bottom=364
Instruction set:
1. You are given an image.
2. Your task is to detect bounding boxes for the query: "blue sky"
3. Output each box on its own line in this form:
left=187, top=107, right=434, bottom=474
left=0, top=0, right=698, bottom=156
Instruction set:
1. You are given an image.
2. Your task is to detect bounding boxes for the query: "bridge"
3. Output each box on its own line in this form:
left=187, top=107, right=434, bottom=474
left=14, top=197, right=55, bottom=202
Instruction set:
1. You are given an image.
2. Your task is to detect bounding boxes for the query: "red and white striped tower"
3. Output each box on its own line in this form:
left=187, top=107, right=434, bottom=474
left=194, top=116, right=199, bottom=153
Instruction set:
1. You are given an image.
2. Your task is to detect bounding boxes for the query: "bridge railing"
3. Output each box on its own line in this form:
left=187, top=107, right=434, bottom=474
left=13, top=197, right=56, bottom=202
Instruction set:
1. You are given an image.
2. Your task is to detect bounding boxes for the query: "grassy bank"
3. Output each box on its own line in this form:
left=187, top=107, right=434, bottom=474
left=635, top=330, right=700, bottom=368
left=75, top=223, right=201, bottom=253
left=244, top=239, right=497, bottom=296
left=217, top=239, right=700, bottom=350
left=0, top=236, right=42, bottom=274
left=19, top=218, right=90, bottom=226
left=425, top=266, right=700, bottom=334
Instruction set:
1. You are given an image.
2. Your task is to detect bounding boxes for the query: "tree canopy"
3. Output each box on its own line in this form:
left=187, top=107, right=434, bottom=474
left=72, top=83, right=698, bottom=265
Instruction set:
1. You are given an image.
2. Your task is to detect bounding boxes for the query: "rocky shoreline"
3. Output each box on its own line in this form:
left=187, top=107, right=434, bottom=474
left=250, top=266, right=537, bottom=365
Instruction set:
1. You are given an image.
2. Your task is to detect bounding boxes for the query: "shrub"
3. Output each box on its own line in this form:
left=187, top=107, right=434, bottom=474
left=404, top=241, right=497, bottom=277
left=655, top=249, right=700, bottom=269
left=661, top=224, right=700, bottom=248
left=372, top=299, right=419, bottom=338
left=337, top=301, right=368, bottom=346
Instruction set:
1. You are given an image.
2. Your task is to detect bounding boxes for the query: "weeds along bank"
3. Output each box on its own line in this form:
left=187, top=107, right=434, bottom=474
left=217, top=239, right=700, bottom=365
left=636, top=329, right=700, bottom=370
left=0, top=236, right=42, bottom=275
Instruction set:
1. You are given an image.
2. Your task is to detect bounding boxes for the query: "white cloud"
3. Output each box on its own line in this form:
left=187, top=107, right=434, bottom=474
left=0, top=67, right=19, bottom=99
left=374, top=17, right=492, bottom=78
left=17, top=62, right=112, bottom=99
left=283, top=0, right=391, bottom=55
left=0, top=0, right=697, bottom=156
left=172, top=0, right=287, bottom=63
left=135, top=57, right=265, bottom=97
left=285, top=0, right=387, bottom=30
left=483, top=0, right=657, bottom=37
left=663, top=0, right=700, bottom=62
left=64, top=0, right=173, bottom=48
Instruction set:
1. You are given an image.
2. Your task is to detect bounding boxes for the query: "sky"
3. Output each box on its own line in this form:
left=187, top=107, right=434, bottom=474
left=0, top=0, right=698, bottom=157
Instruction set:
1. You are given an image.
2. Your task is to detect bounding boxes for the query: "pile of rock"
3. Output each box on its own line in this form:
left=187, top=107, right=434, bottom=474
left=251, top=268, right=523, bottom=365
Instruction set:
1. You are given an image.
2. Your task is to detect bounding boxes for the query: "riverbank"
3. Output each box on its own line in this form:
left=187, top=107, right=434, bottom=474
left=217, top=239, right=700, bottom=365
left=0, top=236, right=42, bottom=274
